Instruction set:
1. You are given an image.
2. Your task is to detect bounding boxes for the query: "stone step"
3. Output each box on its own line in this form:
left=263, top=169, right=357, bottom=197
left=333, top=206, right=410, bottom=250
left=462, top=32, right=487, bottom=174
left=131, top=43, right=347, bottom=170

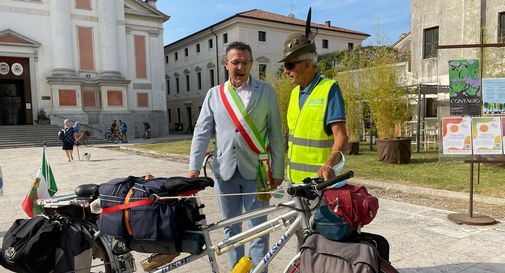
left=0, top=125, right=107, bottom=149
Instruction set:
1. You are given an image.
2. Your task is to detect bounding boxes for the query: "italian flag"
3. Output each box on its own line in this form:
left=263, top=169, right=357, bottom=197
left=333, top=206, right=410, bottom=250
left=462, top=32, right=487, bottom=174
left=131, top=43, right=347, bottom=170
left=22, top=146, right=58, bottom=217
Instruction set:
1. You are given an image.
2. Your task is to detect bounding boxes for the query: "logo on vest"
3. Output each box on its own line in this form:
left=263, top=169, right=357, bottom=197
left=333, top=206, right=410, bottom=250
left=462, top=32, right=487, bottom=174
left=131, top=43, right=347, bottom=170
left=307, top=98, right=324, bottom=108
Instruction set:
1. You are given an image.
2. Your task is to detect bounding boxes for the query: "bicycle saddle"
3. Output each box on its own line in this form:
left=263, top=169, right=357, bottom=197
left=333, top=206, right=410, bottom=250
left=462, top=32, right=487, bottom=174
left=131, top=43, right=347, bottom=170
left=75, top=184, right=100, bottom=198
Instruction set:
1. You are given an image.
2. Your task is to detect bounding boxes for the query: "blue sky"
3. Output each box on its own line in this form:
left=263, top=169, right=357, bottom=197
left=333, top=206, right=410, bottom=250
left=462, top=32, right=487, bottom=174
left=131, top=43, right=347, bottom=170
left=157, top=0, right=411, bottom=46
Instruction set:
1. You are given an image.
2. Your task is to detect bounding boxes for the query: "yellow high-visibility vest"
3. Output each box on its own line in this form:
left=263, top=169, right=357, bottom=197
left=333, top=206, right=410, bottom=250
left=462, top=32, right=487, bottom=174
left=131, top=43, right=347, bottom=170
left=287, top=78, right=335, bottom=184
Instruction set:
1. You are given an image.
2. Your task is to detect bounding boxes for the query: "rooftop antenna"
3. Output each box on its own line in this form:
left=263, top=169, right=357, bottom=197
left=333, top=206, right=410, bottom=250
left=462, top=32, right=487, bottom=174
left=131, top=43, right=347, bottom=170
left=288, top=0, right=295, bottom=18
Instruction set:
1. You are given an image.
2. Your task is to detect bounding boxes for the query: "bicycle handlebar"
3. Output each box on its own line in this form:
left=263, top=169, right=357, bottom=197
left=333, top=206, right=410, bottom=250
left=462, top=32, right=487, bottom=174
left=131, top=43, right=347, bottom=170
left=287, top=171, right=354, bottom=199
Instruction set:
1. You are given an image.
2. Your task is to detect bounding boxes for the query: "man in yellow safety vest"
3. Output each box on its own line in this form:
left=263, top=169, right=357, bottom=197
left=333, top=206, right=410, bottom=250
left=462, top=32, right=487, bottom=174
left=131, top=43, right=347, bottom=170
left=281, top=32, right=348, bottom=184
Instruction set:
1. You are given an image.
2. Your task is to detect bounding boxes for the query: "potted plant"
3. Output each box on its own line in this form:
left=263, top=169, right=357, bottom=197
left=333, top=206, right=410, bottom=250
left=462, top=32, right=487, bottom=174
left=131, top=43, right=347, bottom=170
left=334, top=51, right=366, bottom=155
left=364, top=47, right=412, bottom=163
left=270, top=73, right=293, bottom=151
left=36, top=109, right=50, bottom=125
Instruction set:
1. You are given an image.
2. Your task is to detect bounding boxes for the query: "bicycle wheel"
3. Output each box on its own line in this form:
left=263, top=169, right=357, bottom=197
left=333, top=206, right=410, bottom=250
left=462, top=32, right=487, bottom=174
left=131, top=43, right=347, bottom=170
left=83, top=136, right=94, bottom=147
left=104, top=132, right=112, bottom=141
left=282, top=252, right=301, bottom=273
left=112, top=135, right=120, bottom=144
left=91, top=236, right=112, bottom=273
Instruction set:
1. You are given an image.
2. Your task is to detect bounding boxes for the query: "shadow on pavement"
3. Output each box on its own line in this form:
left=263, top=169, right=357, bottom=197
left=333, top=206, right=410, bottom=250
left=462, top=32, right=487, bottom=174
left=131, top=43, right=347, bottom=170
left=400, top=262, right=505, bottom=272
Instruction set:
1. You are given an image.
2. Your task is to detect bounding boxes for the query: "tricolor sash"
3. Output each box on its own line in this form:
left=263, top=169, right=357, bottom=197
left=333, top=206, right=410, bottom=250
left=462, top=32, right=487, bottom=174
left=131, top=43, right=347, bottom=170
left=219, top=82, right=272, bottom=199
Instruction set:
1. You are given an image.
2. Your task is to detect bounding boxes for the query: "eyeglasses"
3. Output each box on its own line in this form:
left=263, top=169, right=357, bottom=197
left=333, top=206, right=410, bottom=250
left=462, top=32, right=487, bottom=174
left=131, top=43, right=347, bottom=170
left=229, top=60, right=252, bottom=66
left=284, top=60, right=304, bottom=70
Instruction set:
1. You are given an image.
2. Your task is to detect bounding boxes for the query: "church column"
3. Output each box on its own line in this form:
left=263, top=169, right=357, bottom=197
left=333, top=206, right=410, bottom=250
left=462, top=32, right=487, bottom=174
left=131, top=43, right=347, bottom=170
left=49, top=0, right=75, bottom=75
left=97, top=0, right=121, bottom=78
left=149, top=31, right=165, bottom=110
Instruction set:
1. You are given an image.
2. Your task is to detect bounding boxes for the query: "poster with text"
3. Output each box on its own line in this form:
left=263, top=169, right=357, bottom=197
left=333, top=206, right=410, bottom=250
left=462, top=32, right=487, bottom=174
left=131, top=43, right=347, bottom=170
left=482, top=78, right=505, bottom=115
left=449, top=59, right=481, bottom=116
left=472, top=117, right=502, bottom=154
left=442, top=117, right=472, bottom=154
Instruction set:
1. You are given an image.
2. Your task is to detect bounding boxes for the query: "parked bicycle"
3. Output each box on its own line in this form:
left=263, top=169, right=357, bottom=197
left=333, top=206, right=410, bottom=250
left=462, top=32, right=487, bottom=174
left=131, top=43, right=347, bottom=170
left=76, top=130, right=94, bottom=147
left=36, top=152, right=398, bottom=273
left=139, top=153, right=398, bottom=273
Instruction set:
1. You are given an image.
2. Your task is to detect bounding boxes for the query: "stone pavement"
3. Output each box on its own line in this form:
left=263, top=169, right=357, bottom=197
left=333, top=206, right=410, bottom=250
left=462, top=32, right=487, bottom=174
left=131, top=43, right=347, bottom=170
left=0, top=144, right=504, bottom=273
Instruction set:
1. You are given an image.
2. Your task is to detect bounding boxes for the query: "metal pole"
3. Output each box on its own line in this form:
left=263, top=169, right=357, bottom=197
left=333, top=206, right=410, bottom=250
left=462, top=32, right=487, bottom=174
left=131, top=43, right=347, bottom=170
left=416, top=85, right=422, bottom=153
left=369, top=119, right=373, bottom=151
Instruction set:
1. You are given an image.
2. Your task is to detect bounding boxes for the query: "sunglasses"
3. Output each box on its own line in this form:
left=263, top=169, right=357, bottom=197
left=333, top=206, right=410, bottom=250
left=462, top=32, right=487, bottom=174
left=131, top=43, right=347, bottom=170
left=284, top=60, right=305, bottom=70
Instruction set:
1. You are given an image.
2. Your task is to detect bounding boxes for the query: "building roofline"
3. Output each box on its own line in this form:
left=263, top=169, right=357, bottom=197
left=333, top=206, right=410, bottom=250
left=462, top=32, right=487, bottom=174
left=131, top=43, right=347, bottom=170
left=165, top=9, right=370, bottom=48
left=392, top=31, right=411, bottom=47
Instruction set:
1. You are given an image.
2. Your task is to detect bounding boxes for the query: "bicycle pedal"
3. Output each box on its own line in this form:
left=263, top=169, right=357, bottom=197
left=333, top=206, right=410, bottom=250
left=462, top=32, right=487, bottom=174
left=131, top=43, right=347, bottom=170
left=140, top=252, right=180, bottom=271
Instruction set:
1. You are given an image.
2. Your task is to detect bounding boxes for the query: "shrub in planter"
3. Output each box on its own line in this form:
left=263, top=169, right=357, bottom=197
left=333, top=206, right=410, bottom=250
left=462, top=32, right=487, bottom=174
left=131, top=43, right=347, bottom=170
left=37, top=109, right=50, bottom=125
left=364, top=47, right=412, bottom=163
left=337, top=46, right=412, bottom=163
left=335, top=53, right=365, bottom=155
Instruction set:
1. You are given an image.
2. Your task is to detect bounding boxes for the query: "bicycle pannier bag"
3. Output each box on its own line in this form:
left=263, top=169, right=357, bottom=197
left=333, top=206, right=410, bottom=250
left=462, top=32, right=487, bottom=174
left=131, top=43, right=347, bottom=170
left=127, top=178, right=197, bottom=242
left=324, top=184, right=379, bottom=229
left=0, top=216, right=61, bottom=273
left=314, top=203, right=352, bottom=241
left=53, top=220, right=93, bottom=273
left=97, top=176, right=140, bottom=237
left=300, top=233, right=379, bottom=273
left=98, top=176, right=211, bottom=242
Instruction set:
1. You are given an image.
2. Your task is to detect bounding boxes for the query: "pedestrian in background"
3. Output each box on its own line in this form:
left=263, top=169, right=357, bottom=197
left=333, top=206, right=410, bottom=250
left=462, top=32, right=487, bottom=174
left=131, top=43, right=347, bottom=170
left=119, top=120, right=128, bottom=143
left=61, top=119, right=76, bottom=162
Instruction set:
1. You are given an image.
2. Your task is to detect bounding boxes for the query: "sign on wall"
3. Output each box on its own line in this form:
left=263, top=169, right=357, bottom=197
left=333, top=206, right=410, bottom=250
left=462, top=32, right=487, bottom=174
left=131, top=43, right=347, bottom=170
left=471, top=117, right=502, bottom=154
left=442, top=117, right=472, bottom=154
left=449, top=59, right=481, bottom=116
left=482, top=78, right=505, bottom=115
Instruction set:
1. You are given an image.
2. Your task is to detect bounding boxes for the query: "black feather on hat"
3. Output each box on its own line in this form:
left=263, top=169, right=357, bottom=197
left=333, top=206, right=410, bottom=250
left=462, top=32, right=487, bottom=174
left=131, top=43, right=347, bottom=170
left=280, top=7, right=317, bottom=62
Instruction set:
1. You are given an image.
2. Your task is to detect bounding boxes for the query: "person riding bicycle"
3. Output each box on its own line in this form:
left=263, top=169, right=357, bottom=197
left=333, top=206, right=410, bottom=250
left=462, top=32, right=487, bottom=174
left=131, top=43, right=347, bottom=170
left=143, top=122, right=151, bottom=139
left=110, top=120, right=118, bottom=134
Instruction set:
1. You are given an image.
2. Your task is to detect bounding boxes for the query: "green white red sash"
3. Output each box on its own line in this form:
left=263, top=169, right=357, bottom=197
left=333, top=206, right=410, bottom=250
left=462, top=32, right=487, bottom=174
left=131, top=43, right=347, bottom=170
left=219, top=82, right=273, bottom=195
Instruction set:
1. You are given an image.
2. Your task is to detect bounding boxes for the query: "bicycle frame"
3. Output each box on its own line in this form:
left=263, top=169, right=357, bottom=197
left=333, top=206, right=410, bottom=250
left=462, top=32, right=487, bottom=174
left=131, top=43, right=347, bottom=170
left=150, top=194, right=314, bottom=273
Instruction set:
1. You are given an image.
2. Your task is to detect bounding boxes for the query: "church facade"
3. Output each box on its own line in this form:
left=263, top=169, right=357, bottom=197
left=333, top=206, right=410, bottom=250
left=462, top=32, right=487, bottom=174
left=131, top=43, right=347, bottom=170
left=0, top=0, right=169, bottom=138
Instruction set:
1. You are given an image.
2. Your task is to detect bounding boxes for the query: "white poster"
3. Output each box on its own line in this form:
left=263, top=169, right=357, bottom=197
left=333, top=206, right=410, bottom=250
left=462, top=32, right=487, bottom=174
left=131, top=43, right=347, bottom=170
left=472, top=117, right=502, bottom=154
left=442, top=117, right=472, bottom=155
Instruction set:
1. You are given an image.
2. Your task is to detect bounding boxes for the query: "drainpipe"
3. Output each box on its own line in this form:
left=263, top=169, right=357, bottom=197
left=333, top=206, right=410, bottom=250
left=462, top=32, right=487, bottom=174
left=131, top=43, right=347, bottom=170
left=210, top=27, right=220, bottom=83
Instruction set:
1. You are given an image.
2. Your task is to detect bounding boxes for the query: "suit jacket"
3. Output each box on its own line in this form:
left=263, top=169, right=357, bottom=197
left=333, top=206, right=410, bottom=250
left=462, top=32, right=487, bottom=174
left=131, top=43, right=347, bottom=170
left=189, top=76, right=284, bottom=181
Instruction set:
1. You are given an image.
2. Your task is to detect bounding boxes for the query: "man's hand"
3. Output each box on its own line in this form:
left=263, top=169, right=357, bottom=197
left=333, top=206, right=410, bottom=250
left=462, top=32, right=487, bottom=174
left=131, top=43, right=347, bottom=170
left=270, top=178, right=283, bottom=188
left=317, top=165, right=335, bottom=181
left=187, top=170, right=200, bottom=178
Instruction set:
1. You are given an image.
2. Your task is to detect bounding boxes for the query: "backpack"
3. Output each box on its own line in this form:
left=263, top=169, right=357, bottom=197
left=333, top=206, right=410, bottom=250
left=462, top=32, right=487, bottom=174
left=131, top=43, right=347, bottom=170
left=300, top=233, right=380, bottom=273
left=313, top=202, right=352, bottom=241
left=324, top=184, right=379, bottom=229
left=58, top=128, right=65, bottom=141
left=0, top=216, right=61, bottom=273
